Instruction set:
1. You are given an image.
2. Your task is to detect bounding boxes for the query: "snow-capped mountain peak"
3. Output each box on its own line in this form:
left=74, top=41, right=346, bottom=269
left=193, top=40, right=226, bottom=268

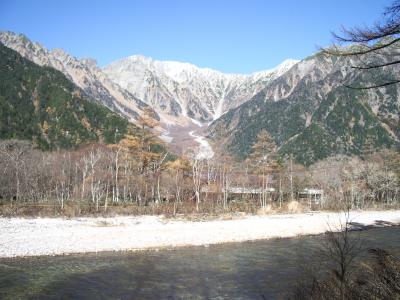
left=103, top=55, right=299, bottom=123
left=251, top=59, right=300, bottom=79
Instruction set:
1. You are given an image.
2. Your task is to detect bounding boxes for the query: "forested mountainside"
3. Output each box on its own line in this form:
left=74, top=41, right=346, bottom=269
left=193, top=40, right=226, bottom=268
left=0, top=31, right=151, bottom=123
left=208, top=51, right=400, bottom=165
left=0, top=42, right=130, bottom=150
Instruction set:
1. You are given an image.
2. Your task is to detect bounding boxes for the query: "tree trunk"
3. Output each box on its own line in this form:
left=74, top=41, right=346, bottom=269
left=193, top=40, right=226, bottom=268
left=157, top=174, right=161, bottom=203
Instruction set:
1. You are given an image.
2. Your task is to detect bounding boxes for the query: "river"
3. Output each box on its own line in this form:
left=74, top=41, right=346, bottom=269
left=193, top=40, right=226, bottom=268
left=0, top=226, right=399, bottom=299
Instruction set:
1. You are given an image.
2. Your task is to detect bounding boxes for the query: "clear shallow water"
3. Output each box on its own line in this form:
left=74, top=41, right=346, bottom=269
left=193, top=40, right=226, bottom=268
left=0, top=227, right=399, bottom=300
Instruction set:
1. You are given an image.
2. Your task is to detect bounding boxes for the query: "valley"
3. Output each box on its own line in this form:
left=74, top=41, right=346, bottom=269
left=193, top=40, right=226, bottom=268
left=2, top=31, right=398, bottom=166
left=0, top=31, right=304, bottom=159
left=1, top=30, right=399, bottom=219
left=1, top=1, right=400, bottom=299
left=158, top=120, right=214, bottom=159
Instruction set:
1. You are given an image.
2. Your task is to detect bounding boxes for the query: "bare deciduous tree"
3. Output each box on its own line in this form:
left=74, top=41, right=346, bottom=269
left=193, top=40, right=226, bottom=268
left=249, top=130, right=277, bottom=208
left=324, top=1, right=400, bottom=89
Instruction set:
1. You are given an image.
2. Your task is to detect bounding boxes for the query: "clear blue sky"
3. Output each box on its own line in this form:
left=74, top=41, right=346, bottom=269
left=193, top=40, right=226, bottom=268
left=0, top=0, right=392, bottom=73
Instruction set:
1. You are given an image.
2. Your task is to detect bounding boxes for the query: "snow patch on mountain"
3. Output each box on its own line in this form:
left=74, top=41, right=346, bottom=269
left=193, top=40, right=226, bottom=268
left=189, top=131, right=214, bottom=159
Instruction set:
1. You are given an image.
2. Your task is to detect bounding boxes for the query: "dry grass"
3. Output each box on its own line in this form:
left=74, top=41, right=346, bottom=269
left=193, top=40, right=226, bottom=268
left=0, top=197, right=398, bottom=219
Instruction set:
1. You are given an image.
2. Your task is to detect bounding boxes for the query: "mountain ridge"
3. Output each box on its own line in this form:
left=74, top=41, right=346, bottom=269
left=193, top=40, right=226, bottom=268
left=0, top=31, right=152, bottom=123
left=103, top=54, right=299, bottom=123
left=208, top=51, right=400, bottom=164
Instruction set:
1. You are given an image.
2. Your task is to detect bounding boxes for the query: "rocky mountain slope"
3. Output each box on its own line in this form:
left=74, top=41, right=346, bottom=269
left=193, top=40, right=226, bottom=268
left=103, top=55, right=298, bottom=124
left=2, top=31, right=398, bottom=165
left=0, top=31, right=150, bottom=123
left=0, top=42, right=130, bottom=149
left=208, top=51, right=400, bottom=164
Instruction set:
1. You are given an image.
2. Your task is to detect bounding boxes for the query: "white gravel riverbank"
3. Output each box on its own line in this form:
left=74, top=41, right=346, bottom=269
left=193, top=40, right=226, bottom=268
left=0, top=210, right=399, bottom=258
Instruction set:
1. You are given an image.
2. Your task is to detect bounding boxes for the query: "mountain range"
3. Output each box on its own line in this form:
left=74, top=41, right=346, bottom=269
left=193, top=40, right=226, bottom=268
left=0, top=31, right=399, bottom=164
left=103, top=55, right=298, bottom=124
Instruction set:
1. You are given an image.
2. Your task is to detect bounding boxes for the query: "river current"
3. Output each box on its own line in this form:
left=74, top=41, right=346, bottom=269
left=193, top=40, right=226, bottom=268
left=0, top=226, right=399, bottom=299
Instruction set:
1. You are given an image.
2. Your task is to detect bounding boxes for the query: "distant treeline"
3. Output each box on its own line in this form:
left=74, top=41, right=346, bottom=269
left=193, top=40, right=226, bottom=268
left=0, top=135, right=399, bottom=216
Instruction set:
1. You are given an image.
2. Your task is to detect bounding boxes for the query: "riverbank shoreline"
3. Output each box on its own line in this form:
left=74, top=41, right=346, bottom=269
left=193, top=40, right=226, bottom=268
left=1, top=210, right=399, bottom=258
